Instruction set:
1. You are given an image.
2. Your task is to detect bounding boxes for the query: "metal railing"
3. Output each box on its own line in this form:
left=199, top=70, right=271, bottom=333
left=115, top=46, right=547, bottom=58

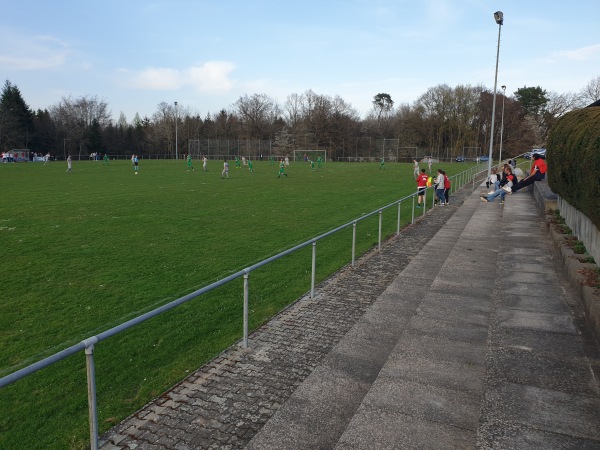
left=0, top=163, right=493, bottom=449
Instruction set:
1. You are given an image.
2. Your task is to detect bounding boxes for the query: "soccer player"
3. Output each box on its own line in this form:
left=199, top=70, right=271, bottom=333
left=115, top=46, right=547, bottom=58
left=187, top=154, right=194, bottom=172
left=428, top=157, right=433, bottom=173
left=133, top=155, right=139, bottom=173
left=222, top=159, right=229, bottom=178
left=103, top=153, right=109, bottom=165
left=248, top=159, right=253, bottom=173
left=66, top=155, right=72, bottom=173
left=278, top=159, right=288, bottom=178
left=380, top=157, right=385, bottom=170
left=310, top=159, right=315, bottom=171
left=413, top=159, right=419, bottom=180
left=269, top=155, right=275, bottom=166
left=242, top=156, right=247, bottom=167
left=44, top=153, right=50, bottom=165
left=202, top=156, right=208, bottom=172
left=416, top=168, right=428, bottom=207
left=284, top=156, right=290, bottom=166
left=235, top=156, right=241, bottom=168
left=317, top=156, right=323, bottom=168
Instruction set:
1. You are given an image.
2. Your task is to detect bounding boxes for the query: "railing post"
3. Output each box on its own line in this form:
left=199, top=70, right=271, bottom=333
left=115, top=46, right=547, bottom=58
left=311, top=240, right=317, bottom=299
left=411, top=196, right=415, bottom=224
left=423, top=189, right=427, bottom=215
left=243, top=271, right=249, bottom=348
left=378, top=210, right=382, bottom=251
left=352, top=221, right=357, bottom=267
left=84, top=338, right=99, bottom=450
left=396, top=201, right=401, bottom=235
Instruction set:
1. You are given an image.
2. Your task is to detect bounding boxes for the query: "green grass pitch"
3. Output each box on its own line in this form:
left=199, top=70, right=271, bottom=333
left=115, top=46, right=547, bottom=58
left=0, top=158, right=470, bottom=448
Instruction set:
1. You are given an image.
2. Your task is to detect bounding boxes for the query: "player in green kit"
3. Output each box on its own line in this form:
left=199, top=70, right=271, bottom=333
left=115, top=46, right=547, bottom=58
left=235, top=156, right=241, bottom=168
left=277, top=159, right=287, bottom=178
left=310, top=159, right=315, bottom=171
left=317, top=156, right=323, bottom=168
left=187, top=154, right=194, bottom=171
left=103, top=153, right=109, bottom=165
left=269, top=155, right=275, bottom=166
left=380, top=156, right=385, bottom=170
left=248, top=159, right=253, bottom=173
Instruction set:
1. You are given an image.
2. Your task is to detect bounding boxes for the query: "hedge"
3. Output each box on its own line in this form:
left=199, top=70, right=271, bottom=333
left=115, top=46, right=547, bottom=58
left=546, top=106, right=600, bottom=229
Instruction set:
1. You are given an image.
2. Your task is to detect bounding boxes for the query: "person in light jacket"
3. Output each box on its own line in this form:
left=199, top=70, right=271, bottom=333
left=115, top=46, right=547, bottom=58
left=434, top=169, right=446, bottom=206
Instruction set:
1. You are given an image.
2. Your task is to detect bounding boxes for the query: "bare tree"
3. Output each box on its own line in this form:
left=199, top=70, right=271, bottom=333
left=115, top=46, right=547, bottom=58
left=580, top=75, right=600, bottom=105
left=49, top=95, right=111, bottom=155
left=234, top=93, right=278, bottom=139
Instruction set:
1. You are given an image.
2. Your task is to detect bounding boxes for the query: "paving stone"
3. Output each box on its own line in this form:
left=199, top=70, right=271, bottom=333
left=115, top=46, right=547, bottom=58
left=100, top=184, right=600, bottom=450
left=100, top=184, right=474, bottom=449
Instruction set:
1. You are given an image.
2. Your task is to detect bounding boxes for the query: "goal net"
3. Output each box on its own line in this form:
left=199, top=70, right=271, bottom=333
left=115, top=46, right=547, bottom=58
left=293, top=150, right=327, bottom=163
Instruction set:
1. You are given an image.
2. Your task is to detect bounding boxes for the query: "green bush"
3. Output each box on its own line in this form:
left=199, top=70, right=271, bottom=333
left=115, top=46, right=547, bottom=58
left=547, top=107, right=600, bottom=228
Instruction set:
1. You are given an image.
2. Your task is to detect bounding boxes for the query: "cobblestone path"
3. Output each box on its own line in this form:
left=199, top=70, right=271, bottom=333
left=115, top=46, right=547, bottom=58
left=100, top=188, right=472, bottom=450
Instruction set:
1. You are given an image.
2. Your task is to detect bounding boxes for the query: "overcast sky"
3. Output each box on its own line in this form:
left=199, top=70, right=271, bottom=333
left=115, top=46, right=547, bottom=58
left=1, top=0, right=598, bottom=121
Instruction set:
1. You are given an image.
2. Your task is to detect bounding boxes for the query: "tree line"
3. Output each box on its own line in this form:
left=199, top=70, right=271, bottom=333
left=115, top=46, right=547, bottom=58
left=1, top=76, right=598, bottom=160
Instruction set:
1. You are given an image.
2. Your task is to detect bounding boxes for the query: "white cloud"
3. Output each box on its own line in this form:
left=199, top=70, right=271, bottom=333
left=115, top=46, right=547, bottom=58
left=0, top=30, right=70, bottom=70
left=187, top=62, right=235, bottom=92
left=130, top=68, right=182, bottom=90
left=123, top=61, right=237, bottom=92
left=558, top=43, right=600, bottom=61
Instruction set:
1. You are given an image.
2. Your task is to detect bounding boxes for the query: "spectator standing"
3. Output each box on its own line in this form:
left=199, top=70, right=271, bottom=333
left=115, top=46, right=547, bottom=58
left=416, top=169, right=428, bottom=207
left=434, top=169, right=446, bottom=206
left=443, top=170, right=451, bottom=205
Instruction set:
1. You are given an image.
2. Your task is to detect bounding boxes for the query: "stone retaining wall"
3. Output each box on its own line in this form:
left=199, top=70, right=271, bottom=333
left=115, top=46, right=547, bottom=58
left=533, top=181, right=600, bottom=343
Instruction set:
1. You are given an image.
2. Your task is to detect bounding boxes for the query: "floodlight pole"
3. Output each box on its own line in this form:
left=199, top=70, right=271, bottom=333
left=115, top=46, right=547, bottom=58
left=487, top=11, right=503, bottom=182
left=174, top=101, right=178, bottom=161
left=499, top=85, right=506, bottom=164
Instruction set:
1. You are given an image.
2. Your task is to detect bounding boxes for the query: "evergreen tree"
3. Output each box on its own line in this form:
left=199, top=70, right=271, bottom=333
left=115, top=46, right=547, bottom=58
left=86, top=118, right=103, bottom=154
left=0, top=80, right=34, bottom=151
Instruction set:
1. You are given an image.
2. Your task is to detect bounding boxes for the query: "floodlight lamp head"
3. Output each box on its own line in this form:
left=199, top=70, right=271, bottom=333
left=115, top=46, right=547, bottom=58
left=501, top=85, right=506, bottom=90
left=494, top=11, right=504, bottom=25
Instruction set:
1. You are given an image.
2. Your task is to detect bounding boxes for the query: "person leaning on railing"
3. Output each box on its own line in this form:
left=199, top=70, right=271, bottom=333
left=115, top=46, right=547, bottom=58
left=510, top=153, right=547, bottom=192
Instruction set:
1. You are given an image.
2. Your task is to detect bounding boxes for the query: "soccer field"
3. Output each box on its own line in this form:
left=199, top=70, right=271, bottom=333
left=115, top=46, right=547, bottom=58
left=0, top=158, right=471, bottom=448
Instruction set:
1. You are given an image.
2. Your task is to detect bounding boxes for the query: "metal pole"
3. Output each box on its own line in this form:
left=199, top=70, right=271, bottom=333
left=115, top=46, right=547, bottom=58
left=378, top=210, right=382, bottom=251
left=486, top=15, right=503, bottom=182
left=352, top=221, right=357, bottom=267
left=243, top=272, right=249, bottom=348
left=411, top=196, right=415, bottom=224
left=397, top=201, right=401, bottom=235
left=84, top=340, right=99, bottom=450
left=499, top=85, right=506, bottom=164
left=423, top=189, right=427, bottom=216
left=174, top=101, right=179, bottom=161
left=310, top=241, right=316, bottom=299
